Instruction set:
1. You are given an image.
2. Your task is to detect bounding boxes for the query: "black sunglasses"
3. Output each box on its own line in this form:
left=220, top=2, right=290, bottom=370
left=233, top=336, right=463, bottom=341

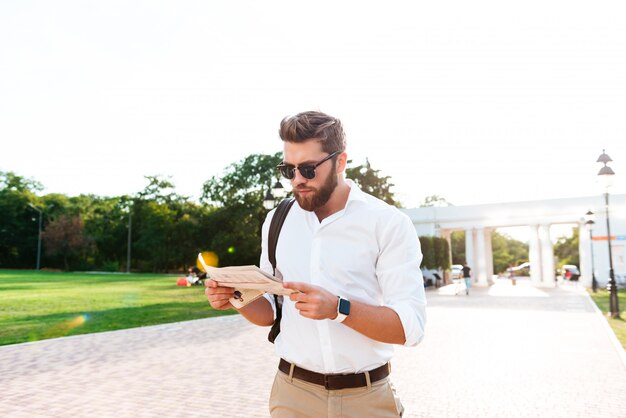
left=277, top=151, right=339, bottom=180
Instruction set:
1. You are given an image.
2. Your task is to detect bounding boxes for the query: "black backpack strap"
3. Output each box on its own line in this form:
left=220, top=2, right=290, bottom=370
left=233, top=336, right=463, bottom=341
left=267, top=198, right=295, bottom=343
left=268, top=198, right=295, bottom=273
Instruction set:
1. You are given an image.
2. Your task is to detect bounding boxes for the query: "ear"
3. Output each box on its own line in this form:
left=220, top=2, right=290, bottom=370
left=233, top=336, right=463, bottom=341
left=336, top=152, right=348, bottom=173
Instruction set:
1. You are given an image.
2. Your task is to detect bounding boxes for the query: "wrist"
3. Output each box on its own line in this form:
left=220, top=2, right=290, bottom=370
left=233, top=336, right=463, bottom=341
left=333, top=296, right=351, bottom=322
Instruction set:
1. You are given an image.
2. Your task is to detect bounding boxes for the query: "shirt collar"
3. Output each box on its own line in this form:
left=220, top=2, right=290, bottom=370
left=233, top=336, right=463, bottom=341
left=345, top=178, right=368, bottom=206
left=294, top=179, right=367, bottom=225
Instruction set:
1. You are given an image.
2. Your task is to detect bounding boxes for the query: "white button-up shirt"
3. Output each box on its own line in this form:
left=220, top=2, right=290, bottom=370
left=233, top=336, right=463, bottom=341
left=260, top=180, right=426, bottom=374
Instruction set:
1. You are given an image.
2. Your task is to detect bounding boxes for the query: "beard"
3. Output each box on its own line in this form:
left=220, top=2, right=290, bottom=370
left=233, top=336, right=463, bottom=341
left=293, top=165, right=338, bottom=212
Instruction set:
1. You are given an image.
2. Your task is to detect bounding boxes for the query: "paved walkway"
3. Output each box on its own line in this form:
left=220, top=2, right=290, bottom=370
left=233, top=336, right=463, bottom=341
left=1, top=279, right=625, bottom=417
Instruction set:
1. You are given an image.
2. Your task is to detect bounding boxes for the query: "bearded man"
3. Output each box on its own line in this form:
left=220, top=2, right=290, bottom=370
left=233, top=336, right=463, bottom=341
left=205, top=110, right=426, bottom=417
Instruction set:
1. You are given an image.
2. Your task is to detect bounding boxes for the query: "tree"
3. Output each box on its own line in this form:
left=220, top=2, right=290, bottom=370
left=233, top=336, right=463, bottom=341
left=0, top=171, right=44, bottom=268
left=345, top=159, right=399, bottom=206
left=201, top=153, right=282, bottom=207
left=137, top=175, right=183, bottom=204
left=433, top=237, right=451, bottom=271
left=491, top=231, right=529, bottom=274
left=420, top=195, right=452, bottom=207
left=0, top=171, right=43, bottom=193
left=41, top=215, right=92, bottom=270
left=0, top=153, right=408, bottom=272
left=81, top=195, right=135, bottom=271
left=200, top=153, right=283, bottom=267
left=450, top=231, right=465, bottom=265
left=131, top=176, right=214, bottom=272
left=419, top=236, right=434, bottom=269
left=554, top=228, right=579, bottom=268
left=418, top=236, right=449, bottom=270
left=450, top=230, right=528, bottom=274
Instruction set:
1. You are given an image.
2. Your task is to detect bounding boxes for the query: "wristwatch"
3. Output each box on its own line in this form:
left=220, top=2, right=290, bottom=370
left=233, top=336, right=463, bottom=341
left=333, top=296, right=351, bottom=322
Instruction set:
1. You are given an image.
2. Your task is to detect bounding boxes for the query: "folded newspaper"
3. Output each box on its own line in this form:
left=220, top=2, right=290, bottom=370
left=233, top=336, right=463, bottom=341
left=197, top=253, right=296, bottom=309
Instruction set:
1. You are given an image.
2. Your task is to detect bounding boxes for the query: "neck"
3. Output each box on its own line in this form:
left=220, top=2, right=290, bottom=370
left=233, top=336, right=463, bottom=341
left=314, top=178, right=350, bottom=222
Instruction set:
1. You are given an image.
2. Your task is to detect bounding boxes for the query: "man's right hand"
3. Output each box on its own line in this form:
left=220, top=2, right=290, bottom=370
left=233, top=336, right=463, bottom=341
left=204, top=279, right=235, bottom=310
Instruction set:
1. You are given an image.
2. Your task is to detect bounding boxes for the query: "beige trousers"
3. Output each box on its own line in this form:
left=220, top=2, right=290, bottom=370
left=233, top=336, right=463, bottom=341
left=269, top=370, right=404, bottom=418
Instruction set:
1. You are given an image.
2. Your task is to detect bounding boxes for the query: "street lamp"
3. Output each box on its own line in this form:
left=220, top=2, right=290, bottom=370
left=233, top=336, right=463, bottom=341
left=263, top=180, right=286, bottom=210
left=127, top=209, right=132, bottom=273
left=596, top=149, right=620, bottom=318
left=27, top=203, right=43, bottom=270
left=121, top=202, right=133, bottom=273
left=584, top=210, right=597, bottom=293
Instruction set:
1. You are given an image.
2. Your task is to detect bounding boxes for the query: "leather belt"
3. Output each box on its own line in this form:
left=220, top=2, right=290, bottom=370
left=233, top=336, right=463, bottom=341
left=278, top=359, right=390, bottom=390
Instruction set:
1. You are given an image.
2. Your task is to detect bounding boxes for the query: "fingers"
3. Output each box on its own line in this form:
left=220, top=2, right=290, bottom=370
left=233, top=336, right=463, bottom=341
left=292, top=299, right=326, bottom=319
left=285, top=282, right=319, bottom=303
left=204, top=282, right=235, bottom=310
left=205, top=286, right=234, bottom=295
left=283, top=281, right=315, bottom=293
left=289, top=290, right=310, bottom=303
left=287, top=284, right=336, bottom=320
left=204, top=280, right=234, bottom=295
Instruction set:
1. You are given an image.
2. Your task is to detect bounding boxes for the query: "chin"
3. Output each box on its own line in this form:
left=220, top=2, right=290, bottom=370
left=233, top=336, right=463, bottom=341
left=295, top=194, right=316, bottom=212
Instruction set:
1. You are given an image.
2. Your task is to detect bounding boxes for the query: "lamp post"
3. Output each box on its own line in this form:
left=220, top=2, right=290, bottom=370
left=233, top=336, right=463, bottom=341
left=596, top=149, right=620, bottom=318
left=27, top=203, right=43, bottom=270
left=584, top=210, right=597, bottom=293
left=121, top=200, right=134, bottom=274
left=263, top=180, right=287, bottom=210
left=127, top=210, right=132, bottom=273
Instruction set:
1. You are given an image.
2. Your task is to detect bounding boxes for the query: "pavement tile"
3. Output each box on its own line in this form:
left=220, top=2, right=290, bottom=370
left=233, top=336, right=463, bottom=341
left=1, top=279, right=625, bottom=417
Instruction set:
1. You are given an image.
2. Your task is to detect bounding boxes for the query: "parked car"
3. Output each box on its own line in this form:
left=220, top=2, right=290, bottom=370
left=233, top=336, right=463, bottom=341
left=561, top=265, right=580, bottom=281
left=450, top=264, right=463, bottom=279
left=422, top=268, right=443, bottom=288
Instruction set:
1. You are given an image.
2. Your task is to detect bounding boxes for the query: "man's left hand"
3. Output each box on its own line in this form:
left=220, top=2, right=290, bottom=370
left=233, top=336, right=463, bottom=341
left=283, top=282, right=338, bottom=320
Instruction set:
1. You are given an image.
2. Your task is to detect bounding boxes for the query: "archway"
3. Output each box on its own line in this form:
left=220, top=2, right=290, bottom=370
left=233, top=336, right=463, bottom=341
left=402, top=194, right=626, bottom=288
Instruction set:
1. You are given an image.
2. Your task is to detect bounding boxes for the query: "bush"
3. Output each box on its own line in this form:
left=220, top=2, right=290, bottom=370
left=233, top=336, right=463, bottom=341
left=101, top=260, right=120, bottom=272
left=419, top=236, right=449, bottom=270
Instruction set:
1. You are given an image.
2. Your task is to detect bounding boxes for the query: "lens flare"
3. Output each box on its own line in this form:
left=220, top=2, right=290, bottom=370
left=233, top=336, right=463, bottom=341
left=67, top=315, right=87, bottom=328
left=62, top=314, right=90, bottom=333
left=197, top=251, right=219, bottom=271
left=31, top=314, right=91, bottom=341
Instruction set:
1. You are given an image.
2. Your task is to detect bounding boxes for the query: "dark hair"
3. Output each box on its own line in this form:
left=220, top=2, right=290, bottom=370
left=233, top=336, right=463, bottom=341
left=279, top=111, right=346, bottom=154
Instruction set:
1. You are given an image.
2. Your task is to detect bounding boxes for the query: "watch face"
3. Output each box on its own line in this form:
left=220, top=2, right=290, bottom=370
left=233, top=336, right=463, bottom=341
left=338, top=298, right=350, bottom=315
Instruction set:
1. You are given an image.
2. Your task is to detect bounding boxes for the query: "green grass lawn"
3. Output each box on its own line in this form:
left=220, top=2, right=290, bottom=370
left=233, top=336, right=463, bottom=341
left=0, top=269, right=236, bottom=346
left=588, top=288, right=626, bottom=350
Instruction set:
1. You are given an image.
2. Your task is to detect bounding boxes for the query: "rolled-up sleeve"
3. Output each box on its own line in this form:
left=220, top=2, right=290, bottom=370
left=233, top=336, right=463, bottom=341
left=376, top=212, right=426, bottom=347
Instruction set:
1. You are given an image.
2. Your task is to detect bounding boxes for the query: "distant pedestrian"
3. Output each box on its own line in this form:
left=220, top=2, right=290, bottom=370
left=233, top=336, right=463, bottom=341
left=462, top=262, right=471, bottom=295
left=186, top=266, right=206, bottom=286
left=508, top=264, right=517, bottom=286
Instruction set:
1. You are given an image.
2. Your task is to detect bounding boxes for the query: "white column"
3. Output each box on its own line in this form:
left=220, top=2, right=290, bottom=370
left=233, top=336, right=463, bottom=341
left=539, top=225, right=555, bottom=286
left=528, top=225, right=542, bottom=284
left=579, top=223, right=592, bottom=288
left=475, top=228, right=488, bottom=285
left=465, top=228, right=475, bottom=277
left=484, top=228, right=494, bottom=283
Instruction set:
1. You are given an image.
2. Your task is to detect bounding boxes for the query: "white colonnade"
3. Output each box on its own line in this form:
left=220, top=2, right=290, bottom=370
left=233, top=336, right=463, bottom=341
left=402, top=195, right=626, bottom=289
left=527, top=225, right=556, bottom=286
left=465, top=228, right=493, bottom=285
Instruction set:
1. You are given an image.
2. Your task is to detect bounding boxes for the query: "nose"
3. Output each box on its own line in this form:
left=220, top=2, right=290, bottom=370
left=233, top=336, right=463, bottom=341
left=291, top=168, right=309, bottom=185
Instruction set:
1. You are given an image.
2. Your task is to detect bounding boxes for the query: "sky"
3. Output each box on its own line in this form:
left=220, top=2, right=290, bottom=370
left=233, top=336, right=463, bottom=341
left=1, top=0, right=625, bottom=216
